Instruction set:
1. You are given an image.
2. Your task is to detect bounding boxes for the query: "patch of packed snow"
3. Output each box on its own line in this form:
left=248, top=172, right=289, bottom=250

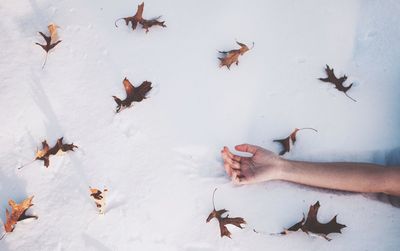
left=0, top=0, right=399, bottom=250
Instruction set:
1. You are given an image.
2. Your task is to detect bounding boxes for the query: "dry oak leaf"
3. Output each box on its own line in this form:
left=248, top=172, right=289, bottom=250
left=4, top=196, right=38, bottom=233
left=273, top=128, right=317, bottom=155
left=113, top=77, right=152, bottom=113
left=35, top=24, right=62, bottom=69
left=89, top=187, right=108, bottom=214
left=48, top=23, right=60, bottom=42
left=115, top=2, right=166, bottom=33
left=281, top=201, right=346, bottom=241
left=218, top=41, right=253, bottom=69
left=206, top=189, right=246, bottom=238
left=35, top=137, right=78, bottom=167
left=318, top=65, right=356, bottom=102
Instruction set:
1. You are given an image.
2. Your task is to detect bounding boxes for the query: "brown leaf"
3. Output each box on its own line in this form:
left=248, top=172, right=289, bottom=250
left=318, top=65, right=356, bottom=102
left=35, top=140, right=50, bottom=167
left=140, top=17, right=166, bottom=33
left=47, top=23, right=59, bottom=43
left=35, top=137, right=78, bottom=167
left=35, top=29, right=62, bottom=69
left=89, top=187, right=108, bottom=214
left=115, top=2, right=166, bottom=33
left=56, top=137, right=78, bottom=153
left=281, top=201, right=346, bottom=241
left=218, top=41, right=253, bottom=69
left=273, top=127, right=317, bottom=155
left=112, top=77, right=152, bottom=113
left=4, top=196, right=38, bottom=233
left=206, top=189, right=246, bottom=238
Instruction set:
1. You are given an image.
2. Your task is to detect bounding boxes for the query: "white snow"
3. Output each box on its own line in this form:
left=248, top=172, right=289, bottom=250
left=0, top=0, right=399, bottom=250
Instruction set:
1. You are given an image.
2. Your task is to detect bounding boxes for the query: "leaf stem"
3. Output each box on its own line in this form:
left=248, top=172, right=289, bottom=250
left=298, top=128, right=318, bottom=133
left=212, top=188, right=217, bottom=210
left=41, top=53, right=48, bottom=70
left=250, top=42, right=255, bottom=50
left=114, top=18, right=124, bottom=27
left=17, top=159, right=36, bottom=170
left=344, top=92, right=357, bottom=102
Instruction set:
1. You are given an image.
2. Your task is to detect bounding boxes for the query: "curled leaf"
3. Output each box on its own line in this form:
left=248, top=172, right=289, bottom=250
left=89, top=187, right=108, bottom=214
left=273, top=128, right=317, bottom=155
left=35, top=137, right=78, bottom=167
left=47, top=23, right=60, bottom=42
left=35, top=27, right=62, bottom=69
left=281, top=201, right=346, bottom=241
left=206, top=189, right=246, bottom=238
left=218, top=41, right=253, bottom=69
left=4, top=196, right=38, bottom=233
left=115, top=2, right=166, bottom=33
left=113, top=77, right=152, bottom=113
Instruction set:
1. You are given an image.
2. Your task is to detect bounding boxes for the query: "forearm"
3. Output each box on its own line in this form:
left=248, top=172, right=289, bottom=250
left=275, top=159, right=400, bottom=196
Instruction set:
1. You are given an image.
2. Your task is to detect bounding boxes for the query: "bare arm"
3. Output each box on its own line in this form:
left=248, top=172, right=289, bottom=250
left=281, top=160, right=400, bottom=196
left=221, top=144, right=400, bottom=196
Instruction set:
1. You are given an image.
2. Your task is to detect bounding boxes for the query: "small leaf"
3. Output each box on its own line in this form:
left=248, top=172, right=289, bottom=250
left=218, top=41, right=253, bottom=69
left=35, top=137, right=78, bottom=167
left=47, top=23, right=60, bottom=43
left=113, top=77, right=152, bottom=113
left=273, top=128, right=317, bottom=155
left=89, top=187, right=108, bottom=214
left=35, top=26, right=62, bottom=69
left=281, top=201, right=346, bottom=241
left=318, top=65, right=357, bottom=102
left=115, top=2, right=166, bottom=33
left=206, top=189, right=246, bottom=238
left=4, top=196, right=38, bottom=233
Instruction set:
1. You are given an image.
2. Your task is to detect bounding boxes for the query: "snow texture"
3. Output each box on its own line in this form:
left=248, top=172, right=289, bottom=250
left=0, top=0, right=399, bottom=250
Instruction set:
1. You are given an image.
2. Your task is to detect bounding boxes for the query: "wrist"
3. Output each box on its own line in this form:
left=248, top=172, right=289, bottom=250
left=273, top=157, right=289, bottom=180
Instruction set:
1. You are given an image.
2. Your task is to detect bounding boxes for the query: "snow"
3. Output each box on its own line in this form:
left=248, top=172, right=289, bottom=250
left=0, top=0, right=399, bottom=250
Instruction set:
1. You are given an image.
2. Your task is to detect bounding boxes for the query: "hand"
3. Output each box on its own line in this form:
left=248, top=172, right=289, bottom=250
left=221, top=144, right=282, bottom=185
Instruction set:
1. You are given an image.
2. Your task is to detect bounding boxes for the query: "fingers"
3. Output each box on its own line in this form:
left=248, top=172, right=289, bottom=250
left=221, top=146, right=255, bottom=186
left=235, top=143, right=259, bottom=155
left=222, top=146, right=242, bottom=162
left=221, top=148, right=233, bottom=176
left=223, top=154, right=240, bottom=169
left=223, top=162, right=232, bottom=177
left=224, top=147, right=241, bottom=162
left=222, top=147, right=241, bottom=167
left=221, top=146, right=241, bottom=177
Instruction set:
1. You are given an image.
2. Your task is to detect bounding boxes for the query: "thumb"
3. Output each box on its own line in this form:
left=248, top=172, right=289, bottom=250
left=234, top=144, right=259, bottom=154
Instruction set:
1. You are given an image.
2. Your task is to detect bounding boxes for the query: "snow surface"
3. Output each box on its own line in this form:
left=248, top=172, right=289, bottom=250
left=0, top=0, right=399, bottom=250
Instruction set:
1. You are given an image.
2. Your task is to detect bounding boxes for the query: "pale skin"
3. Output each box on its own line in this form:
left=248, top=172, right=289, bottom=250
left=221, top=144, right=400, bottom=197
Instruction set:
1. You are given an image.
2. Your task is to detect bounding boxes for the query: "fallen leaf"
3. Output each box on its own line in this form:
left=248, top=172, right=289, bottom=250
left=35, top=137, right=78, bottom=167
left=47, top=23, right=59, bottom=43
left=35, top=27, right=62, bottom=69
left=218, top=41, right=253, bottom=69
left=318, top=65, right=356, bottom=102
left=89, top=187, right=108, bottom=214
left=4, top=196, right=38, bottom=233
left=273, top=127, right=317, bottom=155
left=206, top=188, right=246, bottom=238
left=112, top=77, right=152, bottom=113
left=281, top=201, right=346, bottom=241
left=56, top=137, right=78, bottom=153
left=115, top=2, right=166, bottom=33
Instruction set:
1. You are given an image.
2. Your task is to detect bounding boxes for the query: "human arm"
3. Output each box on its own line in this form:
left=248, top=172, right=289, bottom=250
left=221, top=144, right=400, bottom=196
